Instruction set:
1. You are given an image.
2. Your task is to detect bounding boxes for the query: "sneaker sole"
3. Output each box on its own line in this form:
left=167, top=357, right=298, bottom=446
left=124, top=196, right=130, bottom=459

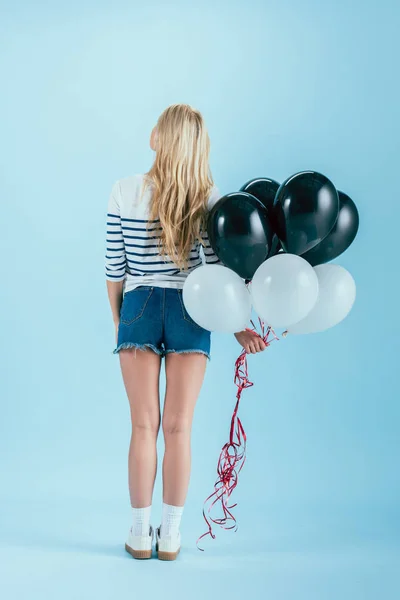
left=125, top=543, right=152, bottom=560
left=156, top=542, right=181, bottom=561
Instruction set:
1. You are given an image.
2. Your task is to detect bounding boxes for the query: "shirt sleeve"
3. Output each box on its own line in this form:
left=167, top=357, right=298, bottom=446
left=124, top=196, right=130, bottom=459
left=105, top=181, right=127, bottom=281
left=202, top=184, right=223, bottom=265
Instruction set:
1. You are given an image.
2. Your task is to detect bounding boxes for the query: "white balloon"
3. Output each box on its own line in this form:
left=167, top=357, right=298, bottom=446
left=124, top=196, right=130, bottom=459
left=250, top=254, right=319, bottom=328
left=288, top=264, right=356, bottom=334
left=182, top=264, right=251, bottom=333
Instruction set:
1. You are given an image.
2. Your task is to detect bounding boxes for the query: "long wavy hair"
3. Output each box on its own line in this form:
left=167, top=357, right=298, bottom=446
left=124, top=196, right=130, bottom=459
left=140, top=104, right=214, bottom=270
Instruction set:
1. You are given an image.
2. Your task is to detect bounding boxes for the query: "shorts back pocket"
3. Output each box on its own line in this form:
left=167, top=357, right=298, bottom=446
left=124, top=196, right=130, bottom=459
left=120, top=287, right=154, bottom=325
left=177, top=290, right=202, bottom=329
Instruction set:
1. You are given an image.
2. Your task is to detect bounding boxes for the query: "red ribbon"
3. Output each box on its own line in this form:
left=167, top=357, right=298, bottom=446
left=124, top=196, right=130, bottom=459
left=196, top=316, right=278, bottom=551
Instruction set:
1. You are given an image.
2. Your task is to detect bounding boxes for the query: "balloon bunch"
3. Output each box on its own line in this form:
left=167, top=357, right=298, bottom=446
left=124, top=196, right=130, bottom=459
left=182, top=170, right=359, bottom=549
left=183, top=171, right=358, bottom=334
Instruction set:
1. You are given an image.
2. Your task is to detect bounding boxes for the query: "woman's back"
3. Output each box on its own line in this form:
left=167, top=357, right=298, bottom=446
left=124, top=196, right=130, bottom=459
left=105, top=173, right=222, bottom=295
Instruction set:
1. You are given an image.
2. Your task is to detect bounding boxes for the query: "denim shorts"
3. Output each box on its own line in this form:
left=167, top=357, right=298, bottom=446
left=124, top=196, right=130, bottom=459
left=113, top=285, right=211, bottom=360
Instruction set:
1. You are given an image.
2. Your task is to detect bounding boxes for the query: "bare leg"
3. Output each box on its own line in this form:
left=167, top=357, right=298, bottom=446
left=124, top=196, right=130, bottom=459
left=119, top=348, right=162, bottom=508
left=162, top=353, right=208, bottom=506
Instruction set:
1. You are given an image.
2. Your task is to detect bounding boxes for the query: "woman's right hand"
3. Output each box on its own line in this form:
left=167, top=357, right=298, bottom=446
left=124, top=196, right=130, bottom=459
left=234, top=329, right=266, bottom=354
left=114, top=321, right=119, bottom=344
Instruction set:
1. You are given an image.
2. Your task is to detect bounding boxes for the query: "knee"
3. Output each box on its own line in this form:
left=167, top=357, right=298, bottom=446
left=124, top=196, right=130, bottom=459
left=162, top=414, right=190, bottom=438
left=132, top=416, right=160, bottom=437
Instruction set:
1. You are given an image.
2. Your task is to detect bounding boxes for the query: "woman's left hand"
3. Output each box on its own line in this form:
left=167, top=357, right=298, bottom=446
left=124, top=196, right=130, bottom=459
left=234, top=330, right=266, bottom=354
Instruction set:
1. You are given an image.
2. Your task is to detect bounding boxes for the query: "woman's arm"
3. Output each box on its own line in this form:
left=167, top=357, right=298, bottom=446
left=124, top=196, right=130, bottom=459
left=204, top=184, right=265, bottom=353
left=106, top=280, right=124, bottom=325
left=201, top=229, right=222, bottom=265
left=105, top=180, right=126, bottom=325
left=202, top=184, right=223, bottom=264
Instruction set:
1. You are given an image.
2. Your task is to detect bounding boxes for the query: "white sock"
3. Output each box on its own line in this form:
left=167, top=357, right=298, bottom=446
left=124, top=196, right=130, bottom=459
left=160, top=502, right=184, bottom=538
left=132, top=505, right=152, bottom=537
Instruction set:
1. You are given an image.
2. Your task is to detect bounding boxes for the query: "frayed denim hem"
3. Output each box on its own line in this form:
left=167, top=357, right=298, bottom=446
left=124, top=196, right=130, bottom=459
left=113, top=342, right=163, bottom=356
left=164, top=349, right=211, bottom=361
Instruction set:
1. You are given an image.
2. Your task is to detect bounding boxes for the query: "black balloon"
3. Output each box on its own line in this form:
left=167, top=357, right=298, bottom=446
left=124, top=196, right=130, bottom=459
left=240, top=177, right=280, bottom=212
left=300, top=191, right=359, bottom=266
left=207, top=192, right=273, bottom=280
left=272, top=171, right=339, bottom=255
left=239, top=177, right=282, bottom=256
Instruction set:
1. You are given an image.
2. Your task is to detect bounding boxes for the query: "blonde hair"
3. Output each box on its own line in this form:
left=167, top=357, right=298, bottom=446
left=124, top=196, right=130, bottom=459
left=141, top=104, right=214, bottom=269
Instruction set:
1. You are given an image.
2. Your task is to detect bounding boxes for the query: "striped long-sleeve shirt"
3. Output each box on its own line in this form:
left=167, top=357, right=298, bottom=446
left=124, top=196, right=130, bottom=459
left=105, top=174, right=222, bottom=295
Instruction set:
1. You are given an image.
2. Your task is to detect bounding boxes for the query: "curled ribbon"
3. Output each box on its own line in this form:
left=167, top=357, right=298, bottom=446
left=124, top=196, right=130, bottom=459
left=196, top=316, right=278, bottom=551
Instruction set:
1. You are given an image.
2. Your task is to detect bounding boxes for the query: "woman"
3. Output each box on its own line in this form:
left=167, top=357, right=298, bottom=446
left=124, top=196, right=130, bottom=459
left=105, top=104, right=266, bottom=561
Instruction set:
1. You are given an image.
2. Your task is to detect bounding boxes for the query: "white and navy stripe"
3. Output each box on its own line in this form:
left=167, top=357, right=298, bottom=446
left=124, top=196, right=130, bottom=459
left=105, top=211, right=126, bottom=281
left=105, top=175, right=222, bottom=293
left=201, top=230, right=221, bottom=265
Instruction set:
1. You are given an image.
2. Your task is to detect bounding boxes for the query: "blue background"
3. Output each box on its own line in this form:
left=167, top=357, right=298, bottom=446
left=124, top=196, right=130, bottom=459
left=1, top=0, right=399, bottom=598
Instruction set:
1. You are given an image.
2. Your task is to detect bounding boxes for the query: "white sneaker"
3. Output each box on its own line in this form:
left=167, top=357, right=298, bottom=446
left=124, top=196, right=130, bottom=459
left=155, top=525, right=181, bottom=561
left=125, top=525, right=154, bottom=559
